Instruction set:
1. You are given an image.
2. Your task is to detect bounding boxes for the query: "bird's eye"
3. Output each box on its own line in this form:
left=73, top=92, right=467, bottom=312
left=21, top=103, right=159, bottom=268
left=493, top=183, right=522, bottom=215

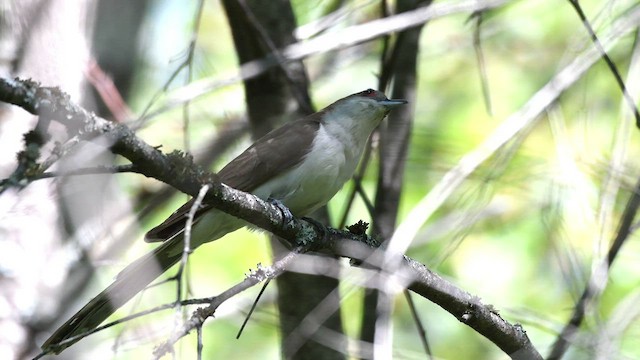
left=361, top=89, right=375, bottom=97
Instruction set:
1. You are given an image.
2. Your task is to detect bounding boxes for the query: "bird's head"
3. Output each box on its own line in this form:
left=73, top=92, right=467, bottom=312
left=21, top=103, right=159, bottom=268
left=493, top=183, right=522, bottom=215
left=322, top=89, right=407, bottom=137
left=328, top=88, right=407, bottom=121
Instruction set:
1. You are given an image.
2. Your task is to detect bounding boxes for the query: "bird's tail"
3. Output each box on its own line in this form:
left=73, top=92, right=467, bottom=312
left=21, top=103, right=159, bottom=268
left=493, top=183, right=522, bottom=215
left=41, top=235, right=186, bottom=354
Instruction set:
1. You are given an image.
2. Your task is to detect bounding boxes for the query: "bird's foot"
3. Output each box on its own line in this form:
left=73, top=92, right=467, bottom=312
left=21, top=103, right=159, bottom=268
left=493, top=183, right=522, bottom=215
left=267, top=198, right=294, bottom=228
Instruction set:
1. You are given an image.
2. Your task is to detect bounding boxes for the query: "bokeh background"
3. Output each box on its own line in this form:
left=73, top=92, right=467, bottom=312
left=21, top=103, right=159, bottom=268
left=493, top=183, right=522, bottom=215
left=1, top=0, right=639, bottom=359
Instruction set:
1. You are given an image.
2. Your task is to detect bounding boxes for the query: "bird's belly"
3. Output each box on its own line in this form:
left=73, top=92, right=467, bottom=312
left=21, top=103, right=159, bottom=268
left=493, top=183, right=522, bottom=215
left=254, top=136, right=355, bottom=216
left=281, top=171, right=343, bottom=215
left=256, top=164, right=343, bottom=216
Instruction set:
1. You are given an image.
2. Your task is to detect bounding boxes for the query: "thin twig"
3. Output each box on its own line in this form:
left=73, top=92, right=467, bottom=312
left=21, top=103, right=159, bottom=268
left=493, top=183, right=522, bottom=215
left=132, top=0, right=207, bottom=130
left=236, top=278, right=271, bottom=339
left=0, top=77, right=544, bottom=359
left=29, top=164, right=138, bottom=179
left=40, top=136, right=81, bottom=170
left=386, top=4, right=640, bottom=256
left=32, top=296, right=219, bottom=359
left=547, top=172, right=640, bottom=360
left=546, top=3, right=640, bottom=359
left=153, top=251, right=301, bottom=359
left=405, top=290, right=432, bottom=359
left=182, top=0, right=206, bottom=151
left=338, top=140, right=374, bottom=229
left=567, top=0, right=640, bottom=129
left=196, top=325, right=203, bottom=360
left=470, top=11, right=493, bottom=116
left=175, top=185, right=210, bottom=309
left=151, top=0, right=510, bottom=119
left=85, top=58, right=133, bottom=122
left=236, top=0, right=313, bottom=113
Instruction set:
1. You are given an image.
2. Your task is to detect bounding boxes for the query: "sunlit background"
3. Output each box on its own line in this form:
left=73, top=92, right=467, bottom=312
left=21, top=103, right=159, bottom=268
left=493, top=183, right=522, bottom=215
left=1, top=0, right=640, bottom=359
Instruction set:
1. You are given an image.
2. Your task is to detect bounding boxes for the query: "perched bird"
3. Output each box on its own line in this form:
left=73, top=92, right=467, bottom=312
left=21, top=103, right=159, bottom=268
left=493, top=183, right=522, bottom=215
left=42, top=89, right=407, bottom=353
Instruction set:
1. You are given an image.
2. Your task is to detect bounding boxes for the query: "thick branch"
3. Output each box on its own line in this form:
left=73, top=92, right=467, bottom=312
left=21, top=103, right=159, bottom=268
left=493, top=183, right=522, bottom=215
left=0, top=77, right=541, bottom=359
left=326, top=237, right=541, bottom=360
left=0, top=77, right=307, bottom=244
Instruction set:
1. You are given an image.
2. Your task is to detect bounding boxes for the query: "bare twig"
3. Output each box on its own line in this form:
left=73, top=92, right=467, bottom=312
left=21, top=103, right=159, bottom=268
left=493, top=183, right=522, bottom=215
left=152, top=0, right=511, bottom=119
left=28, top=164, right=138, bottom=180
left=567, top=0, right=640, bottom=129
left=132, top=0, right=206, bottom=131
left=545, top=3, right=640, bottom=359
left=596, top=28, right=640, bottom=268
left=236, top=0, right=313, bottom=113
left=327, top=237, right=542, bottom=359
left=386, top=4, right=640, bottom=256
left=405, top=290, right=432, bottom=359
left=174, top=185, right=210, bottom=312
left=196, top=325, right=203, bottom=360
left=0, top=77, right=542, bottom=359
left=236, top=279, right=271, bottom=339
left=181, top=0, right=206, bottom=151
left=85, top=58, right=133, bottom=122
left=365, top=0, right=431, bottom=356
left=135, top=118, right=249, bottom=223
left=32, top=296, right=219, bottom=359
left=153, top=251, right=301, bottom=359
left=337, top=140, right=374, bottom=229
left=547, top=175, right=640, bottom=360
left=470, top=11, right=493, bottom=116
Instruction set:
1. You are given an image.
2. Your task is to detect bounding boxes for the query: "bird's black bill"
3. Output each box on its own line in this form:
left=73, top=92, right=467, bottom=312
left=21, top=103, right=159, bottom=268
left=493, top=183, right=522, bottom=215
left=379, top=99, right=408, bottom=108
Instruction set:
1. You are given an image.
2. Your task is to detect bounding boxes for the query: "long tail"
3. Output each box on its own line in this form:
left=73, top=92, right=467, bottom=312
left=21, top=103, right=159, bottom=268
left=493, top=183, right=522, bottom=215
left=42, top=236, right=186, bottom=354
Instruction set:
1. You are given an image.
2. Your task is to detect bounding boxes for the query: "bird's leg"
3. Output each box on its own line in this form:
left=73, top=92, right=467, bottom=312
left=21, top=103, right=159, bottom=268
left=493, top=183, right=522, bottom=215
left=267, top=197, right=294, bottom=227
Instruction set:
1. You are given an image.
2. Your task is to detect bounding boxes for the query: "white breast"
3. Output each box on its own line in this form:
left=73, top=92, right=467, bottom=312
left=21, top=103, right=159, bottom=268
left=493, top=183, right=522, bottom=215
left=254, top=123, right=362, bottom=216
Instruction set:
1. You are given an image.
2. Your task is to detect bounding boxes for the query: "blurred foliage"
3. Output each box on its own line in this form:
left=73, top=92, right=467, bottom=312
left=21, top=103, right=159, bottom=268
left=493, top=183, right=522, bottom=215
left=82, top=0, right=640, bottom=359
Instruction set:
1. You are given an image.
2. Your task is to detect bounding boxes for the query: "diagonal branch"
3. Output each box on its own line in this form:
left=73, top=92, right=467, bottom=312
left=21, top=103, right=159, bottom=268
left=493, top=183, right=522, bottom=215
left=153, top=0, right=511, bottom=118
left=152, top=251, right=300, bottom=359
left=0, top=77, right=309, bottom=245
left=386, top=4, right=640, bottom=256
left=0, top=77, right=541, bottom=359
left=567, top=0, right=640, bottom=129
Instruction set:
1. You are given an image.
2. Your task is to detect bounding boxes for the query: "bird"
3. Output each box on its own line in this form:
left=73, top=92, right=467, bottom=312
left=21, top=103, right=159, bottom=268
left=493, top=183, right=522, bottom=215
left=41, top=88, right=407, bottom=354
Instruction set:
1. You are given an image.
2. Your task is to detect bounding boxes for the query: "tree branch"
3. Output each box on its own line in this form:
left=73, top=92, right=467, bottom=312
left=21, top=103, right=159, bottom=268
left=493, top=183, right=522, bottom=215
left=152, top=251, right=301, bottom=359
left=0, top=77, right=541, bottom=359
left=0, top=77, right=309, bottom=245
left=155, top=0, right=511, bottom=118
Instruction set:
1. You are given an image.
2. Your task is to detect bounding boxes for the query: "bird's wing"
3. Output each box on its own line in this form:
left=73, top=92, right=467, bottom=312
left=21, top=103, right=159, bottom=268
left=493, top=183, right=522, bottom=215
left=218, top=118, right=320, bottom=191
left=144, top=117, right=321, bottom=242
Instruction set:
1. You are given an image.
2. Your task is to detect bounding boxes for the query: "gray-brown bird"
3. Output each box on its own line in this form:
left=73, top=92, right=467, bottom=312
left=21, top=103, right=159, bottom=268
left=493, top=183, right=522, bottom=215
left=42, top=89, right=407, bottom=354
